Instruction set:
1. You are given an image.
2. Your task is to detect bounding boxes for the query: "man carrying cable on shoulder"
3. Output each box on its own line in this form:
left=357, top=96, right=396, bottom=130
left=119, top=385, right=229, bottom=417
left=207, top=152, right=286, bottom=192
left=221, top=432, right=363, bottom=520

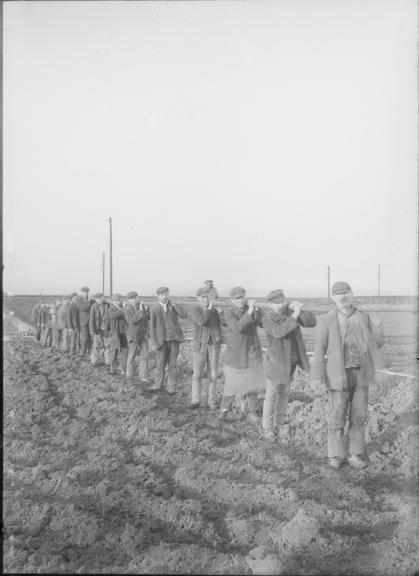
left=123, top=291, right=151, bottom=383
left=262, top=289, right=316, bottom=442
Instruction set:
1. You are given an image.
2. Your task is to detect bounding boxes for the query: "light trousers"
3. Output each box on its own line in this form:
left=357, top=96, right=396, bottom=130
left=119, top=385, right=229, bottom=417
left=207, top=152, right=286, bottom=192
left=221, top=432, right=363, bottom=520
left=262, top=364, right=297, bottom=432
left=327, top=368, right=369, bottom=458
left=220, top=392, right=258, bottom=413
left=91, top=333, right=110, bottom=366
left=68, top=328, right=80, bottom=356
left=191, top=343, right=220, bottom=406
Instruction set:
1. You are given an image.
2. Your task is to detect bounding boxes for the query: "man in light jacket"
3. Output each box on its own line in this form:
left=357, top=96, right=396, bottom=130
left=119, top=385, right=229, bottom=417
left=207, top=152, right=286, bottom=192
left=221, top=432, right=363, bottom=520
left=311, top=281, right=384, bottom=470
left=150, top=286, right=187, bottom=394
left=262, top=289, right=316, bottom=441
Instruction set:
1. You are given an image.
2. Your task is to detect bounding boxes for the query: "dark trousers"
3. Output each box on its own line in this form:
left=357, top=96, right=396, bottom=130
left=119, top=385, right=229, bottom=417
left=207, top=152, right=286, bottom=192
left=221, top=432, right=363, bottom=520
left=109, top=344, right=128, bottom=373
left=79, top=325, right=91, bottom=356
left=154, top=341, right=180, bottom=392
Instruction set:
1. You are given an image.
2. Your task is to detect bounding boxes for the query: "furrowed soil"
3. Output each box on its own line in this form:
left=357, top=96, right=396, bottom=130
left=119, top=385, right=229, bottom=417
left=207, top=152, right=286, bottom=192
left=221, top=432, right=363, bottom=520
left=3, top=336, right=418, bottom=575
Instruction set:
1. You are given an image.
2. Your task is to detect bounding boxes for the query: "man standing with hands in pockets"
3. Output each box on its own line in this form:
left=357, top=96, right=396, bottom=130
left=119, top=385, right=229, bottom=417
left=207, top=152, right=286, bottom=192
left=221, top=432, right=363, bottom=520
left=150, top=287, right=188, bottom=395
left=310, top=281, right=384, bottom=470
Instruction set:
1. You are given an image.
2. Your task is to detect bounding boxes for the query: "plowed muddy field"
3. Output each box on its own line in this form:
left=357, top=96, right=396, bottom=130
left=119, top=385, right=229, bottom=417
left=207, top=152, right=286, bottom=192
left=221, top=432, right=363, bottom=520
left=3, top=336, right=418, bottom=575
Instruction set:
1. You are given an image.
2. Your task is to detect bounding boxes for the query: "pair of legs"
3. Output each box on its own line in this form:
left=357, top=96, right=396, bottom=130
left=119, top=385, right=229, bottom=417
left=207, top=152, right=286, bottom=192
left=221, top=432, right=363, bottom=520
left=262, top=364, right=297, bottom=434
left=191, top=343, right=220, bottom=407
left=41, top=327, right=53, bottom=347
left=327, top=368, right=368, bottom=459
left=91, top=333, right=110, bottom=366
left=68, top=328, right=80, bottom=356
left=79, top=325, right=91, bottom=357
left=220, top=392, right=259, bottom=414
left=61, top=328, right=69, bottom=352
left=153, top=340, right=179, bottom=393
left=126, top=338, right=150, bottom=380
left=109, top=343, right=128, bottom=375
left=52, top=328, right=63, bottom=349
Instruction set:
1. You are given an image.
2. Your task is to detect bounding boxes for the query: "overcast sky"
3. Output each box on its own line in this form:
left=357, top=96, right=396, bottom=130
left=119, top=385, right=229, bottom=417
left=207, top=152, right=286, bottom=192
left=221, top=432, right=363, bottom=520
left=3, top=0, right=417, bottom=297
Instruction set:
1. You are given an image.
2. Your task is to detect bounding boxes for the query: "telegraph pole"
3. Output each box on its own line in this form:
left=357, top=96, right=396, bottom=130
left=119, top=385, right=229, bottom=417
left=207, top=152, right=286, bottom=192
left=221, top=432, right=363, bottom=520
left=327, top=265, right=331, bottom=304
left=108, top=217, right=113, bottom=297
left=102, top=252, right=106, bottom=295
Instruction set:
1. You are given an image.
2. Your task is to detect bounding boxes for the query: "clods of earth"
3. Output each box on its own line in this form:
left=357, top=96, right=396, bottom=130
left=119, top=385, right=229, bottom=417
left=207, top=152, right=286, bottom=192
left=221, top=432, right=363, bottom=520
left=3, top=337, right=418, bottom=574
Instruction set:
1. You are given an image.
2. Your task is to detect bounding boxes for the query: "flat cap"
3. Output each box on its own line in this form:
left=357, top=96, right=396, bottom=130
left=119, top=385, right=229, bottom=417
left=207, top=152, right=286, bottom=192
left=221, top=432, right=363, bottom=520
left=93, top=292, right=103, bottom=299
left=127, top=291, right=138, bottom=299
left=266, top=289, right=285, bottom=302
left=81, top=286, right=90, bottom=292
left=332, top=281, right=352, bottom=295
left=112, top=293, right=122, bottom=300
left=196, top=286, right=210, bottom=297
left=205, top=279, right=213, bottom=284
left=156, top=286, right=169, bottom=295
left=69, top=292, right=78, bottom=298
left=230, top=286, right=246, bottom=299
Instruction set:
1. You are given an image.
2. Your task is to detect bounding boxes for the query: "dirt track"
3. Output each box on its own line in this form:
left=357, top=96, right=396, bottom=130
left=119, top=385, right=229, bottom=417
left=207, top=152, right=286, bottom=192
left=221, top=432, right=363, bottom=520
left=3, top=337, right=418, bottom=574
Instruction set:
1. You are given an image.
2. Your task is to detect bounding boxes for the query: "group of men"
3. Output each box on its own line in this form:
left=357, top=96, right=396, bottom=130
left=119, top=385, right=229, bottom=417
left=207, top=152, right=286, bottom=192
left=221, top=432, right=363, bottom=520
left=31, top=278, right=384, bottom=470
left=30, top=280, right=219, bottom=389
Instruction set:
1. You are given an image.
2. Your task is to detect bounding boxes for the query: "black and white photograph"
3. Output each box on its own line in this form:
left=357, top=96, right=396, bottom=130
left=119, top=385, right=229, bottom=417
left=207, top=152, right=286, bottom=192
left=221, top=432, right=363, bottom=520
left=3, top=0, right=418, bottom=574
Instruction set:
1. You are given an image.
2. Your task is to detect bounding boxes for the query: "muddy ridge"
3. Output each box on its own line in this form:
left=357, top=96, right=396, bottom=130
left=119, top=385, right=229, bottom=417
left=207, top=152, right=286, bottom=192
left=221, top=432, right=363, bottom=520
left=3, top=337, right=418, bottom=575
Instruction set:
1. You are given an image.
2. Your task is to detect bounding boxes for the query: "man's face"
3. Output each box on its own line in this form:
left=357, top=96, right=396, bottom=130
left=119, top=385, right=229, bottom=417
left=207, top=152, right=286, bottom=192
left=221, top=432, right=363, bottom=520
left=97, top=296, right=105, bottom=305
left=128, top=298, right=137, bottom=307
left=332, top=291, right=354, bottom=313
left=232, top=295, right=246, bottom=308
left=81, top=291, right=89, bottom=299
left=205, top=281, right=213, bottom=289
left=157, top=291, right=169, bottom=303
left=198, top=295, right=209, bottom=306
left=270, top=296, right=286, bottom=314
left=113, top=297, right=122, bottom=307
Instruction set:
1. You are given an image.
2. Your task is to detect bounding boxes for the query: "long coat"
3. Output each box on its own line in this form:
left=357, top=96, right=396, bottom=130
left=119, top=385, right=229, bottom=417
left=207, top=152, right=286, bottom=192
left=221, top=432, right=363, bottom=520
left=89, top=302, right=110, bottom=336
left=66, top=302, right=80, bottom=330
left=108, top=305, right=128, bottom=348
left=222, top=304, right=263, bottom=369
left=311, top=307, right=385, bottom=391
left=262, top=306, right=316, bottom=383
left=150, top=302, right=187, bottom=350
left=192, top=305, right=222, bottom=353
left=35, top=306, right=49, bottom=326
left=77, top=298, right=93, bottom=328
left=57, top=303, right=69, bottom=330
left=123, top=305, right=150, bottom=345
